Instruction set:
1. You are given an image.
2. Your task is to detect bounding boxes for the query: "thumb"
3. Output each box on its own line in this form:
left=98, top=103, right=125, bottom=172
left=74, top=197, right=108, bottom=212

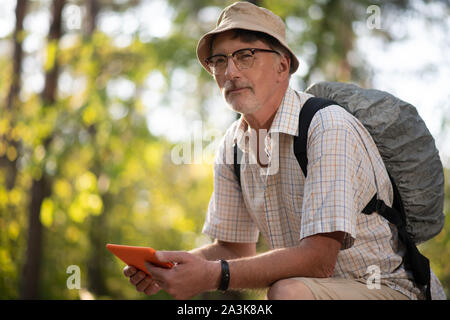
left=156, top=251, right=191, bottom=264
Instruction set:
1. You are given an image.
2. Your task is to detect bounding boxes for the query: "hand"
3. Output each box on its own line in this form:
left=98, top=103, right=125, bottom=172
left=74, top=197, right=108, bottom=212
left=145, top=251, right=221, bottom=300
left=123, top=265, right=162, bottom=296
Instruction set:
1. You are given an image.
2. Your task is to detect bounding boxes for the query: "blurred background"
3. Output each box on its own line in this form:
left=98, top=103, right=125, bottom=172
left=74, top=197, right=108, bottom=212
left=0, top=0, right=449, bottom=300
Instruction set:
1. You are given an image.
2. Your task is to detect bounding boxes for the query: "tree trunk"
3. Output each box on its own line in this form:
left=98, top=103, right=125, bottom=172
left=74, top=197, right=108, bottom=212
left=0, top=0, right=28, bottom=190
left=20, top=0, right=65, bottom=300
left=6, top=0, right=27, bottom=110
left=85, top=0, right=99, bottom=35
left=20, top=176, right=51, bottom=299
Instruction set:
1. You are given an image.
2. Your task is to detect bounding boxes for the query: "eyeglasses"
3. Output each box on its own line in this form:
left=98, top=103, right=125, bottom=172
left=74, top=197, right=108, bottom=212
left=205, top=48, right=281, bottom=75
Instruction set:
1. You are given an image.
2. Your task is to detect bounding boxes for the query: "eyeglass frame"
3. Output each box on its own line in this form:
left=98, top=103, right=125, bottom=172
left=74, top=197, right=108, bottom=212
left=205, top=47, right=281, bottom=75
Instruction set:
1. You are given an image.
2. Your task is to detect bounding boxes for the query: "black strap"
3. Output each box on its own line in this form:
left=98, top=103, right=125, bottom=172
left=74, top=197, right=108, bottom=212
left=363, top=195, right=431, bottom=299
left=218, top=260, right=230, bottom=291
left=362, top=178, right=431, bottom=300
left=233, top=144, right=242, bottom=188
left=294, top=97, right=338, bottom=177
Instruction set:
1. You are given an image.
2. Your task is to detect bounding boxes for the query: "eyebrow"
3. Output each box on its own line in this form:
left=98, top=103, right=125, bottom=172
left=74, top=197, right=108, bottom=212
left=209, top=52, right=227, bottom=57
left=210, top=46, right=234, bottom=57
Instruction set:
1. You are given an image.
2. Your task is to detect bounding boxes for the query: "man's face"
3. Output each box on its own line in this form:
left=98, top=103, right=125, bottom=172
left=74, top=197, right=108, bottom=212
left=211, top=31, right=282, bottom=115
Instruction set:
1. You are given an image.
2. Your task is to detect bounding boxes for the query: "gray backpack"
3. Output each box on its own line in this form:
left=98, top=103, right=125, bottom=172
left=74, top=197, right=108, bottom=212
left=304, top=81, right=445, bottom=244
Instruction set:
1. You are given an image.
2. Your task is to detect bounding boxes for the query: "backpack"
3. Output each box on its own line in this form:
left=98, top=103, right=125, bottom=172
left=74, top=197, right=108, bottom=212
left=233, top=81, right=445, bottom=299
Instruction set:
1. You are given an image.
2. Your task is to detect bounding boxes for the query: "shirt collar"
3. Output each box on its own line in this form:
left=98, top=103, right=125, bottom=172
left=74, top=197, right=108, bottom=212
left=233, top=87, right=314, bottom=151
left=269, top=86, right=313, bottom=136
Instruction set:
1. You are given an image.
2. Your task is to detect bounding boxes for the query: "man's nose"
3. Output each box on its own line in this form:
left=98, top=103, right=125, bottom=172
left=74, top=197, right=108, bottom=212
left=224, top=56, right=241, bottom=79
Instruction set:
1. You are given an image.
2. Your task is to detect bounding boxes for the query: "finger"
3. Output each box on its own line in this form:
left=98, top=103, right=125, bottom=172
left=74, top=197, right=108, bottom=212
left=123, top=265, right=137, bottom=277
left=145, top=262, right=168, bottom=280
left=144, top=282, right=161, bottom=296
left=129, top=270, right=146, bottom=285
left=136, top=276, right=152, bottom=292
left=156, top=251, right=191, bottom=264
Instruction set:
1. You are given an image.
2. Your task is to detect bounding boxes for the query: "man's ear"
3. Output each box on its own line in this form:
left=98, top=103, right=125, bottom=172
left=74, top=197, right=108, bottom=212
left=277, top=54, right=291, bottom=80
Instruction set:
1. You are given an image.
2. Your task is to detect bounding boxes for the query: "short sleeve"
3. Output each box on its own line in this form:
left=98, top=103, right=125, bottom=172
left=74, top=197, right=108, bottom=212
left=299, top=107, right=364, bottom=249
left=202, top=134, right=259, bottom=243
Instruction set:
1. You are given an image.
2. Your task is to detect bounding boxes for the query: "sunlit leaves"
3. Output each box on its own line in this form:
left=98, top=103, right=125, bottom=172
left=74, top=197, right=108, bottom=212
left=6, top=146, right=17, bottom=161
left=0, top=118, right=10, bottom=137
left=53, top=178, right=72, bottom=200
left=65, top=225, right=82, bottom=243
left=0, top=248, right=14, bottom=275
left=166, top=203, right=195, bottom=232
left=68, top=192, right=103, bottom=223
left=44, top=40, right=58, bottom=71
left=144, top=142, right=163, bottom=171
left=75, top=171, right=97, bottom=192
left=7, top=221, right=20, bottom=240
left=81, top=104, right=100, bottom=126
left=40, top=198, right=54, bottom=227
left=0, top=188, right=8, bottom=210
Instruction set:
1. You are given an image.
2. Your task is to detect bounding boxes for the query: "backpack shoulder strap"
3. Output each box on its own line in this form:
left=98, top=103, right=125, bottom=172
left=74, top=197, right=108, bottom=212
left=233, top=143, right=242, bottom=188
left=294, top=97, right=338, bottom=177
left=362, top=180, right=432, bottom=300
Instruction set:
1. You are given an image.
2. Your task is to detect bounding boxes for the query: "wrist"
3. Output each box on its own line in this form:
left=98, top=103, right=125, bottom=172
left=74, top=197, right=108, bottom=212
left=207, top=260, right=222, bottom=291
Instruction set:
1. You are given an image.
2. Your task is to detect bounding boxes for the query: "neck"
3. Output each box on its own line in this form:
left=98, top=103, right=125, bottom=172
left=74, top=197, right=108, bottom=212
left=243, top=83, right=288, bottom=131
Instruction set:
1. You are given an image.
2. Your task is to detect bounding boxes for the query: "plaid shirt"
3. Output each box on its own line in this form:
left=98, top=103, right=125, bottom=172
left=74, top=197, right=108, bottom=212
left=203, top=86, right=445, bottom=300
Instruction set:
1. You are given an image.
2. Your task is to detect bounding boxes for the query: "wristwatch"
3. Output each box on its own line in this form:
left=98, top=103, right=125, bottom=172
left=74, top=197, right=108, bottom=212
left=218, top=260, right=230, bottom=291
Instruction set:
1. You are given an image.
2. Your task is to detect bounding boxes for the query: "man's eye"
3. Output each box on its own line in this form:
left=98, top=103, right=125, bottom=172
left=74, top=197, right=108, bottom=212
left=213, top=57, right=226, bottom=65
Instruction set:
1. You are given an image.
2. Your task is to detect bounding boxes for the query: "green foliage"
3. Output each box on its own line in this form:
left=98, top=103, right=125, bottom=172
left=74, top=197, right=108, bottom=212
left=420, top=168, right=450, bottom=298
left=0, top=0, right=448, bottom=300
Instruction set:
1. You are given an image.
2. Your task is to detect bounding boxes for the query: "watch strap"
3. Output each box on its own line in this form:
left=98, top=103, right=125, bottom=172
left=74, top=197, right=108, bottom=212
left=218, top=260, right=230, bottom=291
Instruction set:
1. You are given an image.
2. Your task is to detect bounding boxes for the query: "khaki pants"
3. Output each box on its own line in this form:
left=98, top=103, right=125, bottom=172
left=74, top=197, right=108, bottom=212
left=293, top=277, right=410, bottom=300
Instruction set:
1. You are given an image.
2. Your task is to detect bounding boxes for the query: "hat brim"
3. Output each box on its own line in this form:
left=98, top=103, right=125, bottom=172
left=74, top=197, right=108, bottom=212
left=197, top=24, right=299, bottom=75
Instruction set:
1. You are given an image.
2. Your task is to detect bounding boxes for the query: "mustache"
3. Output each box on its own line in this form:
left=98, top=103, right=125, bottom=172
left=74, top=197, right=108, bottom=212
left=223, top=81, right=253, bottom=95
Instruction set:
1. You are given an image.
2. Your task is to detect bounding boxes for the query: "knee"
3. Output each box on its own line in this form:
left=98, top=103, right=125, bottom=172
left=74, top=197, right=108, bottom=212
left=266, top=279, right=315, bottom=300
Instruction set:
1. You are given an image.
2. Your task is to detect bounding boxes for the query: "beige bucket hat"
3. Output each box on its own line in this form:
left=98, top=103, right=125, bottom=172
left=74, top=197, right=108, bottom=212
left=196, top=1, right=299, bottom=74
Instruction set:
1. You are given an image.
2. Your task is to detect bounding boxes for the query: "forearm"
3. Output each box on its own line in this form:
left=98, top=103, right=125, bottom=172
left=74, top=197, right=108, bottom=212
left=189, top=239, right=255, bottom=261
left=189, top=243, right=236, bottom=261
left=226, top=242, right=335, bottom=290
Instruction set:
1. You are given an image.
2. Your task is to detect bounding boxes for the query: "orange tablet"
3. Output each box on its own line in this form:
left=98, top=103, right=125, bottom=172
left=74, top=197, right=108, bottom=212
left=106, top=244, right=173, bottom=276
